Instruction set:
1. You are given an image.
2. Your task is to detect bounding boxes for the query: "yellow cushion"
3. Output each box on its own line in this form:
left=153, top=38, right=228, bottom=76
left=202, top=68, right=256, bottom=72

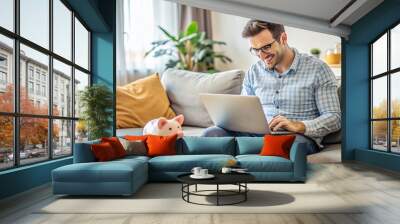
left=116, top=74, right=176, bottom=128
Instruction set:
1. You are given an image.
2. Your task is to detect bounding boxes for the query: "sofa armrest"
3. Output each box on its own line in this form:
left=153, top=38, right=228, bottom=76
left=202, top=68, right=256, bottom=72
left=73, top=140, right=100, bottom=163
left=289, top=142, right=307, bottom=182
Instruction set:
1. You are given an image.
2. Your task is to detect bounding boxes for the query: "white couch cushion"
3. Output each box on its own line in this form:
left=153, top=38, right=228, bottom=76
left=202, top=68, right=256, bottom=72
left=161, top=69, right=244, bottom=127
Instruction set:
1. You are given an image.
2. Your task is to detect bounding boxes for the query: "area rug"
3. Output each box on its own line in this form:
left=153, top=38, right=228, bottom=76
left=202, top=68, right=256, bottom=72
left=37, top=183, right=361, bottom=214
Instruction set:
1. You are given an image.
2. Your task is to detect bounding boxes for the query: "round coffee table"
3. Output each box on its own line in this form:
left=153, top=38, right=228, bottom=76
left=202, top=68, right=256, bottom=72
left=177, top=173, right=255, bottom=206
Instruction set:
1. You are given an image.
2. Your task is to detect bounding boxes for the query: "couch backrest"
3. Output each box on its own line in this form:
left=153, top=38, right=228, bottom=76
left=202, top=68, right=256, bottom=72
left=177, top=136, right=236, bottom=155
left=74, top=140, right=100, bottom=163
left=161, top=69, right=244, bottom=128
left=235, top=137, right=264, bottom=155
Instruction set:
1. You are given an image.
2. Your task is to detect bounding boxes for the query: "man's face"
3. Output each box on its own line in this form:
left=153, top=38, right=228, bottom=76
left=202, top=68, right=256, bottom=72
left=249, top=29, right=285, bottom=69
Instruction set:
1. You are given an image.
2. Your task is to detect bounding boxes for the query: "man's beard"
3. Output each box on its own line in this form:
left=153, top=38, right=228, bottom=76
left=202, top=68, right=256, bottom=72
left=268, top=51, right=283, bottom=70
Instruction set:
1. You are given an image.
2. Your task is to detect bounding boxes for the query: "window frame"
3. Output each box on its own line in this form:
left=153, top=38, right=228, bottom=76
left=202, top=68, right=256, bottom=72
left=0, top=0, right=92, bottom=171
left=370, top=20, right=400, bottom=154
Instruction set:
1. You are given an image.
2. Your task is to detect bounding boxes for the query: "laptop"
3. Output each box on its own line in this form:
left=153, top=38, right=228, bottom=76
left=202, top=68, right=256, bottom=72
left=200, top=93, right=291, bottom=135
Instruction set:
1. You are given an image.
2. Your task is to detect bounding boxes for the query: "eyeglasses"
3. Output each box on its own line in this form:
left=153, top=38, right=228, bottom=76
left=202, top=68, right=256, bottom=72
left=249, top=40, right=276, bottom=56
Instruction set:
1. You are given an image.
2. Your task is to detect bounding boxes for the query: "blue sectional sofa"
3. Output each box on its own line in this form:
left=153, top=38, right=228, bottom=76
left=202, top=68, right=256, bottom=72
left=52, top=136, right=307, bottom=196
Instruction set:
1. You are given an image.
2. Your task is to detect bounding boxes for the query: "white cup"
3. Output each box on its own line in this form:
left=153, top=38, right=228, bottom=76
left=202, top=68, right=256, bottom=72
left=221, top=167, right=232, bottom=174
left=191, top=167, right=202, bottom=176
left=200, top=169, right=208, bottom=176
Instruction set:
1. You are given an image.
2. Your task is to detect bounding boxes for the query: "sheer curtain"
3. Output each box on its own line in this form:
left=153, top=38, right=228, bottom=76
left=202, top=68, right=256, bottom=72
left=116, top=0, right=178, bottom=86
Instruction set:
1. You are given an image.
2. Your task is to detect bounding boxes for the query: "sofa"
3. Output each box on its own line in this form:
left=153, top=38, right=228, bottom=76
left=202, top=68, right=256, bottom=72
left=52, top=136, right=307, bottom=196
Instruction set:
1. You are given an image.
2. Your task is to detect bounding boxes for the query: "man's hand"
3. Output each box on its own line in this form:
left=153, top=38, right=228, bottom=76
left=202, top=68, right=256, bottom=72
left=269, top=115, right=306, bottom=133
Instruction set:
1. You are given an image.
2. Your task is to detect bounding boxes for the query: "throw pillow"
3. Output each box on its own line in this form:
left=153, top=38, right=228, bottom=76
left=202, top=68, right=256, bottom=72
left=116, top=74, right=176, bottom=128
left=161, top=69, right=244, bottom=127
left=260, top=135, right=296, bottom=159
left=101, top=137, right=127, bottom=158
left=146, top=134, right=178, bottom=157
left=124, top=135, right=148, bottom=141
left=91, top=142, right=118, bottom=162
left=119, top=138, right=147, bottom=156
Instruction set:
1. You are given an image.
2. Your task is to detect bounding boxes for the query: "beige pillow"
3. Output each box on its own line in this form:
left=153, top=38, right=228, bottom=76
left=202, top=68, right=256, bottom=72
left=117, top=74, right=176, bottom=128
left=119, top=138, right=147, bottom=156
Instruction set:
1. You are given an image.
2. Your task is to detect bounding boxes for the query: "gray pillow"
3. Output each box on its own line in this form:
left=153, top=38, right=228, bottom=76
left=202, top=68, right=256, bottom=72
left=119, top=138, right=147, bottom=156
left=161, top=69, right=244, bottom=127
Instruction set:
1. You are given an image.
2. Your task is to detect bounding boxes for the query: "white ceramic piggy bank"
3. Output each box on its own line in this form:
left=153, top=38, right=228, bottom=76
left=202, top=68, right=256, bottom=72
left=143, top=115, right=184, bottom=138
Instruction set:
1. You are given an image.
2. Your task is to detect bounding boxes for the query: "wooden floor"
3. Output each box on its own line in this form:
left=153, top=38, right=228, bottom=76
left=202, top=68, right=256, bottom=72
left=1, top=147, right=400, bottom=224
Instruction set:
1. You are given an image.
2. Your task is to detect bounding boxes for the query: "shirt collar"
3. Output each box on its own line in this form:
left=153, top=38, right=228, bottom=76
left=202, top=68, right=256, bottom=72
left=262, top=47, right=300, bottom=74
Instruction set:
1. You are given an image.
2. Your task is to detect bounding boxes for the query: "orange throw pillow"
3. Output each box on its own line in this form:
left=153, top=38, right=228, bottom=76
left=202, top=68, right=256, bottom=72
left=101, top=137, right=127, bottom=158
left=259, top=135, right=296, bottom=159
left=124, top=135, right=148, bottom=142
left=146, top=134, right=178, bottom=157
left=91, top=142, right=118, bottom=162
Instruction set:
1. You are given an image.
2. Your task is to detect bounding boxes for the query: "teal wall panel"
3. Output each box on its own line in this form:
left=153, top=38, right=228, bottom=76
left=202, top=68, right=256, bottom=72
left=0, top=158, right=72, bottom=199
left=355, top=149, right=400, bottom=172
left=92, top=32, right=115, bottom=136
left=343, top=0, right=400, bottom=171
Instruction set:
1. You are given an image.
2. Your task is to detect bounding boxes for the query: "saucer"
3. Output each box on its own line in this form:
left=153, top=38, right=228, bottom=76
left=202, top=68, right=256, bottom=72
left=190, top=174, right=215, bottom=179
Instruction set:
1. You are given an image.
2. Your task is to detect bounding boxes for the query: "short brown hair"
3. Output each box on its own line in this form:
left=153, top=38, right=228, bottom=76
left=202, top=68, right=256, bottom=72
left=242, top=20, right=285, bottom=40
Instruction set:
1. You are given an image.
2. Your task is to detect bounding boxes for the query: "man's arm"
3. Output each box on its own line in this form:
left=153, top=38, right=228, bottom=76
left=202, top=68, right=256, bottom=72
left=241, top=70, right=255, bottom=96
left=302, top=63, right=341, bottom=138
left=269, top=63, right=341, bottom=137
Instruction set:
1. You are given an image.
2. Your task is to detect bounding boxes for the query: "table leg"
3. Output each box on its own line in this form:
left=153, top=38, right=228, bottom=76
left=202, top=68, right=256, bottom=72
left=187, top=184, right=190, bottom=202
left=245, top=183, right=247, bottom=201
left=195, top=184, right=198, bottom=192
left=217, top=184, right=219, bottom=206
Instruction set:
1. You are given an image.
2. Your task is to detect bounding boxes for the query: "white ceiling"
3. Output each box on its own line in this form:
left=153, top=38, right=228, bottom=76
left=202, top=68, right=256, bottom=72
left=166, top=0, right=384, bottom=38
left=224, top=0, right=352, bottom=22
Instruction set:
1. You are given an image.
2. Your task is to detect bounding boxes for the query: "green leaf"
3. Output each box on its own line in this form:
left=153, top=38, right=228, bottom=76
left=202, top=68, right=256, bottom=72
left=185, top=21, right=199, bottom=36
left=150, top=39, right=170, bottom=45
left=178, top=33, right=199, bottom=44
left=158, top=26, right=177, bottom=42
left=166, top=59, right=180, bottom=68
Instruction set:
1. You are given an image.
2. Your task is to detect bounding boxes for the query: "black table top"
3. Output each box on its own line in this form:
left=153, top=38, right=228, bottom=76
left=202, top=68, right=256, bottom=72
left=177, top=172, right=255, bottom=185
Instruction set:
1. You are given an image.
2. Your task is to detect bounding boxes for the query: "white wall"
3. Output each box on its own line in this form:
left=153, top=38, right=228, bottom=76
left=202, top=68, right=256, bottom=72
left=211, top=11, right=341, bottom=76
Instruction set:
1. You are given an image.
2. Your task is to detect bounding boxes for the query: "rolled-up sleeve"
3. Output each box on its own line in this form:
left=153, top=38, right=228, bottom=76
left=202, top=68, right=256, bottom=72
left=241, top=70, right=255, bottom=96
left=303, top=63, right=341, bottom=138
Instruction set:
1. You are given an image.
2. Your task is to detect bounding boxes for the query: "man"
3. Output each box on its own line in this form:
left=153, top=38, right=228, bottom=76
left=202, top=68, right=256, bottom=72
left=202, top=20, right=341, bottom=154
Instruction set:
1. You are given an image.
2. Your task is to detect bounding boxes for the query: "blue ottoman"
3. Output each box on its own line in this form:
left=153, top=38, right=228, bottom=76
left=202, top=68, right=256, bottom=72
left=52, top=156, right=148, bottom=196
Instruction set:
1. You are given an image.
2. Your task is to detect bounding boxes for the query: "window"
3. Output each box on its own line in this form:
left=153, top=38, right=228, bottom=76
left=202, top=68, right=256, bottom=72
left=0, top=34, right=13, bottom=113
left=75, top=18, right=89, bottom=70
left=0, top=54, right=7, bottom=67
left=35, top=70, right=41, bottom=81
left=0, top=0, right=91, bottom=170
left=28, top=81, right=34, bottom=94
left=53, top=59, right=72, bottom=117
left=53, top=0, right=72, bottom=60
left=0, top=71, right=6, bottom=84
left=35, top=83, right=40, bottom=95
left=28, top=67, right=34, bottom=80
left=42, top=85, right=46, bottom=97
left=371, top=23, right=400, bottom=154
left=0, top=0, right=14, bottom=32
left=74, top=69, right=89, bottom=118
left=20, top=0, right=49, bottom=49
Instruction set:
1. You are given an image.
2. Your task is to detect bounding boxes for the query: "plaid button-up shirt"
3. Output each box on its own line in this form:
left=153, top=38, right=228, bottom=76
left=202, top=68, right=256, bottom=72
left=241, top=48, right=341, bottom=145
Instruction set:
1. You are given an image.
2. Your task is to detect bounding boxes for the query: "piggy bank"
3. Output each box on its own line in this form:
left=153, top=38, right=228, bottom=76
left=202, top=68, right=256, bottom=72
left=143, top=114, right=184, bottom=138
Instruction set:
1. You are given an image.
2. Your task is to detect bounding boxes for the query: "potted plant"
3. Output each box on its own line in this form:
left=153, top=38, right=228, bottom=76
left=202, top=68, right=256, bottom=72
left=145, top=21, right=232, bottom=72
left=79, top=84, right=113, bottom=140
left=310, top=48, right=321, bottom=58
